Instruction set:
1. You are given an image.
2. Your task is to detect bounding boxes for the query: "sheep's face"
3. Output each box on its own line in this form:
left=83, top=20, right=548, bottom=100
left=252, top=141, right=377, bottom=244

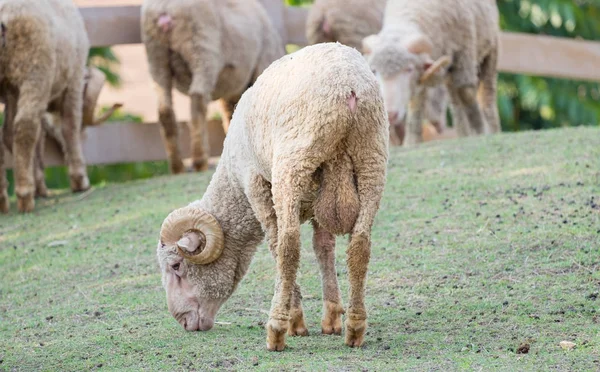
left=158, top=249, right=228, bottom=331
left=157, top=206, right=231, bottom=332
left=363, top=34, right=451, bottom=125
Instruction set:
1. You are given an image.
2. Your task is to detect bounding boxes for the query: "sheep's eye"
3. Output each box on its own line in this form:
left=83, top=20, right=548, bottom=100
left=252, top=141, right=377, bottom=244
left=172, top=263, right=180, bottom=271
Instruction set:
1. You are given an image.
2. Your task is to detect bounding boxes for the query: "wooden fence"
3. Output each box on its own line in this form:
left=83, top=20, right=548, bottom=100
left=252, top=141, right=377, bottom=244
left=4, top=2, right=600, bottom=168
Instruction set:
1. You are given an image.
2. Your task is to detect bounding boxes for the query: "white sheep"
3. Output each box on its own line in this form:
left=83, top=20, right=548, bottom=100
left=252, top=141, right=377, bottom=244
left=363, top=0, right=501, bottom=145
left=141, top=0, right=284, bottom=173
left=0, top=0, right=91, bottom=213
left=156, top=43, right=388, bottom=351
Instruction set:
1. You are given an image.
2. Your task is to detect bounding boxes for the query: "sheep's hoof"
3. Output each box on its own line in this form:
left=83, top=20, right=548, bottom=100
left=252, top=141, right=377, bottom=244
left=288, top=308, right=309, bottom=337
left=266, top=318, right=287, bottom=351
left=16, top=193, right=35, bottom=213
left=192, top=159, right=209, bottom=172
left=69, top=173, right=90, bottom=193
left=321, top=301, right=344, bottom=335
left=344, top=315, right=366, bottom=348
left=0, top=192, right=9, bottom=214
left=35, top=183, right=49, bottom=198
left=170, top=160, right=185, bottom=174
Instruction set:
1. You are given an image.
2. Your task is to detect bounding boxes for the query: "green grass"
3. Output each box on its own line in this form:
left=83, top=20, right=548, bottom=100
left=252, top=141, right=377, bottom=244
left=1, top=127, right=599, bottom=371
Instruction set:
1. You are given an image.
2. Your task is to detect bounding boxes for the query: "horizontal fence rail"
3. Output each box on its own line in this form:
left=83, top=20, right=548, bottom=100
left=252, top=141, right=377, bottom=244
left=3, top=4, right=600, bottom=169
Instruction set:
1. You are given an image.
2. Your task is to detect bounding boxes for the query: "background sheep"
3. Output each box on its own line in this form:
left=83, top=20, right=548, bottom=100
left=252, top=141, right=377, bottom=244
left=0, top=0, right=91, bottom=213
left=156, top=43, right=388, bottom=351
left=141, top=0, right=284, bottom=174
left=363, top=0, right=501, bottom=146
left=306, top=0, right=451, bottom=146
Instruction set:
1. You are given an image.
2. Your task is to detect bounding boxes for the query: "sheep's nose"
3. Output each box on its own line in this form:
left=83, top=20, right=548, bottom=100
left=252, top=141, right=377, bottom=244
left=198, top=317, right=214, bottom=331
left=180, top=312, right=199, bottom=331
left=387, top=111, right=399, bottom=123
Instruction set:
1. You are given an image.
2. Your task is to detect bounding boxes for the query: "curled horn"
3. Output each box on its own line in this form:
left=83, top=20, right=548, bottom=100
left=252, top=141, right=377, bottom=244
left=420, top=56, right=451, bottom=84
left=82, top=66, right=122, bottom=126
left=92, top=103, right=123, bottom=125
left=160, top=206, right=224, bottom=265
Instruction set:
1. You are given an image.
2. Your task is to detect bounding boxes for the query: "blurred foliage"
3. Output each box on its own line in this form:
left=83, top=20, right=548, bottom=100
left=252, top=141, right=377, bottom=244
left=497, top=0, right=600, bottom=131
left=88, top=47, right=122, bottom=88
left=288, top=0, right=600, bottom=131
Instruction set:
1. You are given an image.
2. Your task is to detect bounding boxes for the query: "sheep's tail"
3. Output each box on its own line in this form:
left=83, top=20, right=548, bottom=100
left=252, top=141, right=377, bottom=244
left=313, top=151, right=360, bottom=236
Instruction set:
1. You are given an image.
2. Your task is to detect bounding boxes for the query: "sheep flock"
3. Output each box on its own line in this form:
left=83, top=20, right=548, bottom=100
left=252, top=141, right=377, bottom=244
left=0, top=0, right=502, bottom=352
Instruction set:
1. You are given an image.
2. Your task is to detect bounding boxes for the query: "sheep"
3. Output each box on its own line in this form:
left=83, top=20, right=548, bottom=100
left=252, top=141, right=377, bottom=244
left=0, top=0, right=91, bottom=213
left=141, top=0, right=284, bottom=174
left=156, top=43, right=388, bottom=351
left=306, top=0, right=450, bottom=146
left=363, top=0, right=501, bottom=146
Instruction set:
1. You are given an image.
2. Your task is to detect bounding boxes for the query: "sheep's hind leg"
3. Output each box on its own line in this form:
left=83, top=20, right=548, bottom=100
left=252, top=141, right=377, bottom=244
left=0, top=95, right=18, bottom=213
left=189, top=94, right=209, bottom=171
left=345, top=123, right=387, bottom=348
left=313, top=220, right=345, bottom=335
left=0, top=124, right=9, bottom=213
left=247, top=174, right=308, bottom=339
left=13, top=89, right=45, bottom=212
left=61, top=80, right=90, bottom=193
left=266, top=162, right=317, bottom=351
left=147, top=43, right=184, bottom=174
left=34, top=122, right=48, bottom=198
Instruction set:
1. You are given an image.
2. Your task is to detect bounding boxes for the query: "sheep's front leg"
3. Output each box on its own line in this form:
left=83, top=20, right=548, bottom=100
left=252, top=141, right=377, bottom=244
left=449, top=54, right=486, bottom=136
left=189, top=94, right=209, bottom=172
left=403, top=89, right=427, bottom=146
left=61, top=81, right=90, bottom=193
left=313, top=220, right=345, bottom=335
left=217, top=96, right=240, bottom=134
left=478, top=50, right=501, bottom=134
left=247, top=174, right=308, bottom=338
left=457, top=85, right=486, bottom=135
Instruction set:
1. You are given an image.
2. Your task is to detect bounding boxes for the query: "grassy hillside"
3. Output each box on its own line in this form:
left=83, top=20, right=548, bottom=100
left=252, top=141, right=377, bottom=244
left=0, top=127, right=599, bottom=371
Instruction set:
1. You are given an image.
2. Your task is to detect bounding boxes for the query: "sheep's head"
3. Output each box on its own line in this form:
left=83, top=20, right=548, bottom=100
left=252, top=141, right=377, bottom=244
left=363, top=34, right=450, bottom=125
left=157, top=204, right=228, bottom=332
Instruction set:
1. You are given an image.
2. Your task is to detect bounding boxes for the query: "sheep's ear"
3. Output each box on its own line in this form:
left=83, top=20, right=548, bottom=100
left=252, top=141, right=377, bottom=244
left=362, top=34, right=379, bottom=55
left=420, top=56, right=452, bottom=84
left=404, top=34, right=433, bottom=56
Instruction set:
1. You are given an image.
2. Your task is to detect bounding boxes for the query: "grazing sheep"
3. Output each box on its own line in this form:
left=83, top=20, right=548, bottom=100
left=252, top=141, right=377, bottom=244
left=363, top=0, right=501, bottom=146
left=306, top=0, right=450, bottom=146
left=141, top=0, right=284, bottom=174
left=0, top=0, right=91, bottom=213
left=156, top=43, right=388, bottom=351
